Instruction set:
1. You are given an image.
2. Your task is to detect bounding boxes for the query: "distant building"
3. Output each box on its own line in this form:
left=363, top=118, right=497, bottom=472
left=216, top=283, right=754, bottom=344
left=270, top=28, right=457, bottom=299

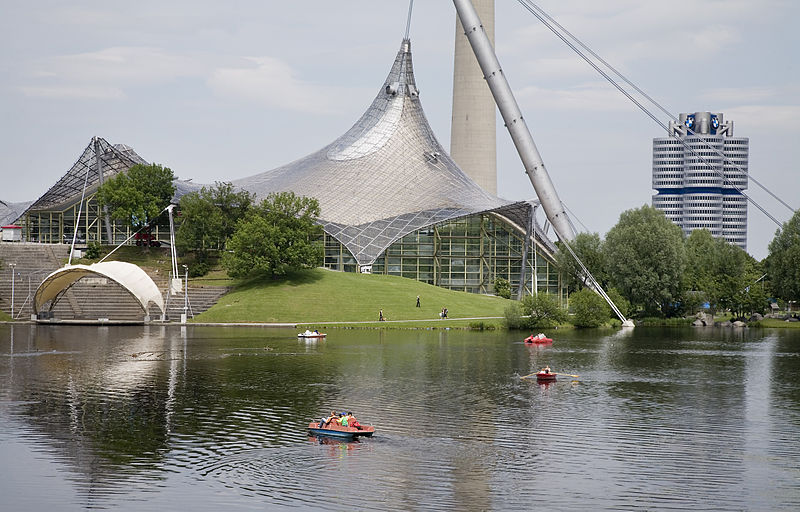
left=652, top=111, right=748, bottom=250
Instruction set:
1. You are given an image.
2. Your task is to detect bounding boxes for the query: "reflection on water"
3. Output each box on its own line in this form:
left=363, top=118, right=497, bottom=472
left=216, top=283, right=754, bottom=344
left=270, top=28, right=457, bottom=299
left=1, top=324, right=799, bottom=511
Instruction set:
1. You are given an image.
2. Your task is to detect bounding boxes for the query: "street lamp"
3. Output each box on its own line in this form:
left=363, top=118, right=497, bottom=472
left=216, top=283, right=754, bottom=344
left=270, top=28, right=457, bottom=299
left=9, top=263, right=16, bottom=318
left=182, top=264, right=188, bottom=323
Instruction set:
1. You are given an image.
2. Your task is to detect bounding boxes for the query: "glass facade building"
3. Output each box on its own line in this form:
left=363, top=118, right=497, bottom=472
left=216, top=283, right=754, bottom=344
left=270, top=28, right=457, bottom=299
left=323, top=213, right=563, bottom=299
left=9, top=38, right=566, bottom=302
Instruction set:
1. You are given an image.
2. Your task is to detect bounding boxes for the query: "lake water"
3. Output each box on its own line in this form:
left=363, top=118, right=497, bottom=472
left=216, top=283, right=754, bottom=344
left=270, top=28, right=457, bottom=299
left=1, top=324, right=798, bottom=511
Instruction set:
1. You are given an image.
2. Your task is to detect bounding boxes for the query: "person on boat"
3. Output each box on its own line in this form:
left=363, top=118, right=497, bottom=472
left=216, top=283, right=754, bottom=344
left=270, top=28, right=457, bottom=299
left=346, top=412, right=362, bottom=429
left=314, top=330, right=319, bottom=335
left=321, top=411, right=338, bottom=427
left=339, top=413, right=350, bottom=427
left=542, top=366, right=551, bottom=374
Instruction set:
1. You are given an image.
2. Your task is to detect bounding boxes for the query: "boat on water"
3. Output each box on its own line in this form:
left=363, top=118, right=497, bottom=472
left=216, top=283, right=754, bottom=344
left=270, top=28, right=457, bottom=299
left=524, top=333, right=552, bottom=343
left=307, top=422, right=375, bottom=439
left=536, top=370, right=557, bottom=382
left=298, top=330, right=326, bottom=339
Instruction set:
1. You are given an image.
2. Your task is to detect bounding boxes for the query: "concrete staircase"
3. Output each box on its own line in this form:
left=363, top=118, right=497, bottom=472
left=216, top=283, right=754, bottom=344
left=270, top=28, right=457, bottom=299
left=0, top=241, right=229, bottom=322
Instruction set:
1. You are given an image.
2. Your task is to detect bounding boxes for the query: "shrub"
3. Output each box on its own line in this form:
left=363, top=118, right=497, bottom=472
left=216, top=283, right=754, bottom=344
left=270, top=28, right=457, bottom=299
left=188, top=262, right=210, bottom=278
left=504, top=302, right=526, bottom=330
left=469, top=321, right=496, bottom=331
left=84, top=242, right=102, bottom=259
left=522, top=293, right=567, bottom=329
left=571, top=288, right=610, bottom=328
left=493, top=277, right=511, bottom=299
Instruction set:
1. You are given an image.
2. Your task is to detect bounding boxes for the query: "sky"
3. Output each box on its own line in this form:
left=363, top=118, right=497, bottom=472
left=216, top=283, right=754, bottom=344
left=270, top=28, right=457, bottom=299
left=1, top=0, right=797, bottom=260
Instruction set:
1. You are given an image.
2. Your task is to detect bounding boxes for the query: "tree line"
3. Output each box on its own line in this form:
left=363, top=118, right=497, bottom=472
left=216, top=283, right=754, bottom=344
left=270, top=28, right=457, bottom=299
left=538, top=204, right=800, bottom=327
left=94, top=165, right=322, bottom=279
left=94, top=166, right=800, bottom=324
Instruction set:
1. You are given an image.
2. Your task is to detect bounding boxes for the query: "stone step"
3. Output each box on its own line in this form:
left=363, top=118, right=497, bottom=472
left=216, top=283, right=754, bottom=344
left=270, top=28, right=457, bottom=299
left=1, top=242, right=229, bottom=321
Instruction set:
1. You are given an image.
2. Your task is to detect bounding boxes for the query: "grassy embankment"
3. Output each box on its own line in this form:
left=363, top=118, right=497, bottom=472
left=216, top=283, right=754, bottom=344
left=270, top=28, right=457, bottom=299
left=71, top=246, right=512, bottom=327
left=194, top=268, right=514, bottom=328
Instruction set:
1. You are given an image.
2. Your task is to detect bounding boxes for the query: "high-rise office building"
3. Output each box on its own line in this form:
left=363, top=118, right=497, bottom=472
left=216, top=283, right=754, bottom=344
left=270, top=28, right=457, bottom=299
left=652, top=111, right=748, bottom=250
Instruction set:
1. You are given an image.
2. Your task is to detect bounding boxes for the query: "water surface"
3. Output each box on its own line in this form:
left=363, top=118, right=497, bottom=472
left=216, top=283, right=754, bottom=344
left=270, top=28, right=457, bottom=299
left=1, top=324, right=798, bottom=510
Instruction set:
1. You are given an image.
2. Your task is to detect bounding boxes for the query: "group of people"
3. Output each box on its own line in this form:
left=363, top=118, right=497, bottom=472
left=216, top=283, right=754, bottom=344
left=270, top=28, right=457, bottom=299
left=319, top=411, right=362, bottom=429
left=377, top=300, right=449, bottom=321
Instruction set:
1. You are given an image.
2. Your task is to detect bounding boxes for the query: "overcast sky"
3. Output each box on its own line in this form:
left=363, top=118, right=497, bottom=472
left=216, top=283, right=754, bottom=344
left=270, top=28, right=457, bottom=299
left=1, top=1, right=797, bottom=259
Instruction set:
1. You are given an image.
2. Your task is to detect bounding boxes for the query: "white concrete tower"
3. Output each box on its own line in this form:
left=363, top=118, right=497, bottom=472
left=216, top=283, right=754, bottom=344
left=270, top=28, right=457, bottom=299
left=450, top=0, right=496, bottom=195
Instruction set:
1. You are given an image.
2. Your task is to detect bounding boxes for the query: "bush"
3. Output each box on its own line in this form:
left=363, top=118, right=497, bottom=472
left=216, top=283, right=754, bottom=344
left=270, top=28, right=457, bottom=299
left=522, top=293, right=567, bottom=329
left=469, top=321, right=496, bottom=331
left=570, top=289, right=610, bottom=328
left=84, top=242, right=102, bottom=259
left=504, top=302, right=526, bottom=330
left=493, top=277, right=511, bottom=299
left=188, top=262, right=210, bottom=278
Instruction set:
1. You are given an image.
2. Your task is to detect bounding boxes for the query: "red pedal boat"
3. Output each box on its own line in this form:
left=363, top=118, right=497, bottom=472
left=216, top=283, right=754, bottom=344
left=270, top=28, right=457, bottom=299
left=307, top=422, right=375, bottom=440
left=524, top=333, right=552, bottom=343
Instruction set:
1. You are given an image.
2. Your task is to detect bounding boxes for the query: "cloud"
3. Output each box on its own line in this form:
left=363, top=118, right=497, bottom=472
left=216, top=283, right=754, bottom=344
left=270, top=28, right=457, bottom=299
left=515, top=82, right=632, bottom=112
left=701, top=86, right=788, bottom=104
left=722, top=105, right=800, bottom=130
left=19, top=85, right=125, bottom=100
left=208, top=56, right=356, bottom=114
left=18, top=46, right=205, bottom=99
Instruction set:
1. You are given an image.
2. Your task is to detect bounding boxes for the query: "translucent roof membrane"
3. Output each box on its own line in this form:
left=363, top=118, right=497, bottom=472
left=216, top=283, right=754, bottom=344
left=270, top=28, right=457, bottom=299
left=23, top=137, right=148, bottom=213
left=232, top=39, right=552, bottom=265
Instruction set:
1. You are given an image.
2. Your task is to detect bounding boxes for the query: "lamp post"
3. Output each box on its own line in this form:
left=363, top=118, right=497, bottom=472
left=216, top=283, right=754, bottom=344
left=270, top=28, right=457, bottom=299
left=182, top=264, right=188, bottom=324
left=9, top=263, right=16, bottom=318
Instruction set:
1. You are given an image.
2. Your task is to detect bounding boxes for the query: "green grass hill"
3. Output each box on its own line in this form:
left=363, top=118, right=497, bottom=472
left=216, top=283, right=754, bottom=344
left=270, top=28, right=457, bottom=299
left=195, top=268, right=513, bottom=325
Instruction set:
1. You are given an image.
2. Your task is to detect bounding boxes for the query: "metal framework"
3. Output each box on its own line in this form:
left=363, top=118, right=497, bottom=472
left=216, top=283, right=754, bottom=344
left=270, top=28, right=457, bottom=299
left=232, top=39, right=556, bottom=270
left=16, top=137, right=149, bottom=244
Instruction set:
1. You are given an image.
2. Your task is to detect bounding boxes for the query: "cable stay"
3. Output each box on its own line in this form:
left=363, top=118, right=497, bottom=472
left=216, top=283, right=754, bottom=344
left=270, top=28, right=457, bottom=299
left=67, top=137, right=94, bottom=266
left=515, top=0, right=794, bottom=229
left=520, top=1, right=796, bottom=215
left=453, top=0, right=632, bottom=326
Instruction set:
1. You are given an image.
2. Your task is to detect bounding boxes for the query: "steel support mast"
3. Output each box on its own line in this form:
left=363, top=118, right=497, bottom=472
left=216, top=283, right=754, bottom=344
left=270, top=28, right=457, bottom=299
left=452, top=0, right=634, bottom=326
left=452, top=0, right=575, bottom=243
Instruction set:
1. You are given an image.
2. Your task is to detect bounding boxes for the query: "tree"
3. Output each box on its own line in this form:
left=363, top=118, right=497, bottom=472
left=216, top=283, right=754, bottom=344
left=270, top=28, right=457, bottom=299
left=521, top=293, right=567, bottom=328
left=685, top=228, right=762, bottom=315
left=684, top=229, right=717, bottom=301
left=95, top=164, right=175, bottom=229
left=223, top=192, right=323, bottom=278
left=176, top=182, right=253, bottom=252
left=570, top=288, right=610, bottom=328
left=606, top=287, right=631, bottom=319
left=493, top=276, right=511, bottom=299
left=766, top=210, right=800, bottom=303
left=556, top=232, right=607, bottom=293
left=604, top=205, right=686, bottom=316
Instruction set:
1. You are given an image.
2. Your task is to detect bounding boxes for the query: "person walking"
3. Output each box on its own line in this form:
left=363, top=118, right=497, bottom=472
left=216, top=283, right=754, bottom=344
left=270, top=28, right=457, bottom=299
left=379, top=309, right=384, bottom=321
left=416, top=295, right=421, bottom=307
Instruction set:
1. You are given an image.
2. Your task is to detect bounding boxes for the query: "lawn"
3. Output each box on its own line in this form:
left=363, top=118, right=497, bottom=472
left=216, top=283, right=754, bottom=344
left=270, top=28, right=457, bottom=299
left=194, top=268, right=513, bottom=324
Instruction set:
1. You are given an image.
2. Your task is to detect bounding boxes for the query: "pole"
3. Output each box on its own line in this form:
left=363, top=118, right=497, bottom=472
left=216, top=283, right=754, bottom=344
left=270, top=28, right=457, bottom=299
left=182, top=264, right=188, bottom=324
left=9, top=263, right=16, bottom=317
left=452, top=0, right=575, bottom=242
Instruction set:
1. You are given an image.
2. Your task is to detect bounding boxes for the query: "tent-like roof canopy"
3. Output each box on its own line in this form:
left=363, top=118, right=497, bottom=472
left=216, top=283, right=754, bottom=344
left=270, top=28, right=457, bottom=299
left=34, top=261, right=164, bottom=316
left=231, top=39, right=550, bottom=264
left=22, top=137, right=147, bottom=214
